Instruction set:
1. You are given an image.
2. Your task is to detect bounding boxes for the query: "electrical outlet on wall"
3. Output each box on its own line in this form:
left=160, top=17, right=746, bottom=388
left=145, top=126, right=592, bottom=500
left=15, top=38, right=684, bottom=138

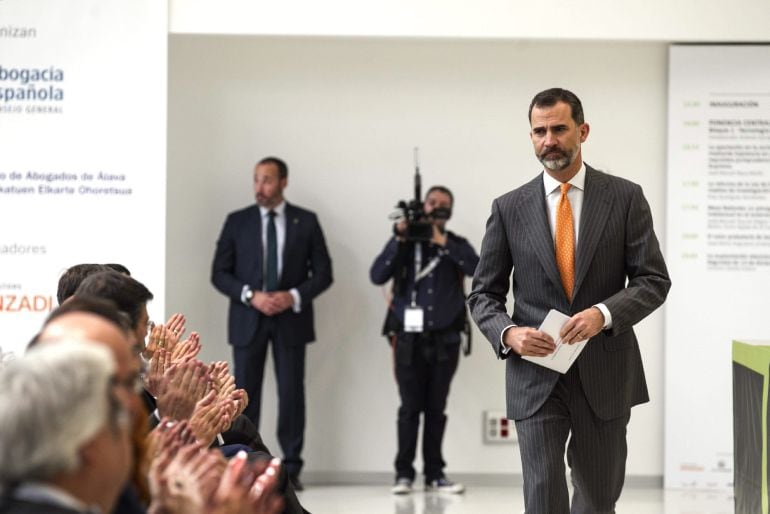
left=484, top=410, right=517, bottom=444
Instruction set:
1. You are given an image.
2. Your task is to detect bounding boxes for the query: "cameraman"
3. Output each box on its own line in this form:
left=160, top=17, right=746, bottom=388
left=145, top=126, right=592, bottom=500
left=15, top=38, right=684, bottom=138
left=370, top=185, right=479, bottom=495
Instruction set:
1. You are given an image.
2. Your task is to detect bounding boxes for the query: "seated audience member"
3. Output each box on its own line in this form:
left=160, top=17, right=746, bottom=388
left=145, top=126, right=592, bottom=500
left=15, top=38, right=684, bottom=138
left=0, top=340, right=286, bottom=514
left=56, top=263, right=110, bottom=305
left=74, top=270, right=154, bottom=356
left=36, top=296, right=150, bottom=513
left=0, top=341, right=133, bottom=514
left=55, top=262, right=132, bottom=308
left=62, top=272, right=307, bottom=513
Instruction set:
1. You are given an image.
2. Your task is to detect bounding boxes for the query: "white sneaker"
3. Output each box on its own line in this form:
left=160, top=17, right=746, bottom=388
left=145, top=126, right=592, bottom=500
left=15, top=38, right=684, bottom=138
left=391, top=477, right=413, bottom=494
left=425, top=477, right=465, bottom=494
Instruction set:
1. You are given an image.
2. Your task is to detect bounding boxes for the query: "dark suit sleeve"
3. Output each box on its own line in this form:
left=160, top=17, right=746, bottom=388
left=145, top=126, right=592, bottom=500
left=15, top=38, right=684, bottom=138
left=468, top=198, right=516, bottom=358
left=211, top=213, right=246, bottom=302
left=602, top=184, right=671, bottom=336
left=221, top=415, right=308, bottom=514
left=294, top=213, right=333, bottom=303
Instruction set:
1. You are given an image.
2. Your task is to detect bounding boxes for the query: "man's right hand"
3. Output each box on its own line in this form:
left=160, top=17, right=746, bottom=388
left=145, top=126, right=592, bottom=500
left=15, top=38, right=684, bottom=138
left=394, top=219, right=408, bottom=241
left=250, top=291, right=293, bottom=316
left=503, top=326, right=556, bottom=357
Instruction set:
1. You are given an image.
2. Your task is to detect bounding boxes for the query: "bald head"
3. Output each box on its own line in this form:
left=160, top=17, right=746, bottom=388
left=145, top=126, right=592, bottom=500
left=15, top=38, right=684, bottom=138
left=39, top=312, right=138, bottom=402
left=41, top=312, right=131, bottom=360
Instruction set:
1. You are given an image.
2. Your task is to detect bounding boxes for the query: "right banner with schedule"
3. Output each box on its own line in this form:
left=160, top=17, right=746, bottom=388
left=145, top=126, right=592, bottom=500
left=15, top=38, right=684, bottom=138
left=665, top=45, right=770, bottom=491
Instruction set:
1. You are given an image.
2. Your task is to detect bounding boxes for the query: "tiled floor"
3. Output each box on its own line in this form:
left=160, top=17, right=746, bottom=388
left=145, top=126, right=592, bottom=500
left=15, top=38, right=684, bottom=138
left=297, top=485, right=735, bottom=514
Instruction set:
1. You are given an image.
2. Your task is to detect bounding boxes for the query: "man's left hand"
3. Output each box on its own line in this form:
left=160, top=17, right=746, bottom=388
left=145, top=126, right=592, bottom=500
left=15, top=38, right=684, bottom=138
left=560, top=307, right=605, bottom=344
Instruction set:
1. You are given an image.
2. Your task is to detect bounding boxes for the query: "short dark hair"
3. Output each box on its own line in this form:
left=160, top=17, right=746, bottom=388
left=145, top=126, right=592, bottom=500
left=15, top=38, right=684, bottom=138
left=425, top=185, right=454, bottom=207
left=528, top=88, right=585, bottom=125
left=103, top=263, right=131, bottom=276
left=74, top=271, right=153, bottom=330
left=258, top=156, right=288, bottom=179
left=57, top=264, right=110, bottom=305
left=46, top=296, right=132, bottom=333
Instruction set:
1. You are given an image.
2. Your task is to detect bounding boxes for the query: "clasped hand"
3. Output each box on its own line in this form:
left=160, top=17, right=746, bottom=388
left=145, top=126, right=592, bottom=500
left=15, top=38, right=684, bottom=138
left=250, top=291, right=293, bottom=316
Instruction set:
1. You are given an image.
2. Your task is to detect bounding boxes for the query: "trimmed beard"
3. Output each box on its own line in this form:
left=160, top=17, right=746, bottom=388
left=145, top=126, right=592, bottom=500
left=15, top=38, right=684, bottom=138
left=539, top=144, right=578, bottom=173
left=541, top=155, right=570, bottom=171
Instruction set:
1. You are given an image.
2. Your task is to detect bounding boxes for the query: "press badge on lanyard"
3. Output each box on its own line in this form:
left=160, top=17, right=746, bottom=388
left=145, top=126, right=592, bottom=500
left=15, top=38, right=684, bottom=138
left=404, top=242, right=443, bottom=333
left=404, top=306, right=424, bottom=333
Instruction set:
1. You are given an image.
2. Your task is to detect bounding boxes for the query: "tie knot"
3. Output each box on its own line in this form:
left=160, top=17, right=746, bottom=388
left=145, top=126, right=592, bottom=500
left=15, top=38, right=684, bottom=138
left=268, top=210, right=277, bottom=218
left=560, top=183, right=571, bottom=195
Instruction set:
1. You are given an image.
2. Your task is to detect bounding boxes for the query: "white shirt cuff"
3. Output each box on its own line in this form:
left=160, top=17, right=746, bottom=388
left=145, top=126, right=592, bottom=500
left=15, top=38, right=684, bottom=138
left=500, top=324, right=516, bottom=354
left=290, top=288, right=302, bottom=313
left=241, top=285, right=251, bottom=305
left=593, top=303, right=612, bottom=329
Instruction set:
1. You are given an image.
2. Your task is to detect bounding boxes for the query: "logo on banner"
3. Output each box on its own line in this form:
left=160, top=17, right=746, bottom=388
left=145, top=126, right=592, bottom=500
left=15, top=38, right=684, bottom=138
left=0, top=65, right=64, bottom=114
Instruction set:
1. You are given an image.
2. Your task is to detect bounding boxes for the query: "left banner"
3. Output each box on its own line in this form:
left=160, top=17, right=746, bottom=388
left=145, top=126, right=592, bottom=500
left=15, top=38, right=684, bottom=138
left=0, top=0, right=167, bottom=355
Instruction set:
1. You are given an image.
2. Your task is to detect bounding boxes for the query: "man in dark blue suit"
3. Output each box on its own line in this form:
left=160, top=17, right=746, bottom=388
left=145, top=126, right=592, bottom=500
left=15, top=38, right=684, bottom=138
left=212, top=156, right=333, bottom=489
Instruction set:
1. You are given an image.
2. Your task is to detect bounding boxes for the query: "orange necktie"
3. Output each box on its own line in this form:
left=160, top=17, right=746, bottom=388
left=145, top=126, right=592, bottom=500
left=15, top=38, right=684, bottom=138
left=555, top=183, right=575, bottom=300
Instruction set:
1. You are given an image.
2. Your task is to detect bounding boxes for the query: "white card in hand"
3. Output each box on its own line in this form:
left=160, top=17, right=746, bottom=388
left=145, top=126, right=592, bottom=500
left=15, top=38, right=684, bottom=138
left=522, top=309, right=588, bottom=374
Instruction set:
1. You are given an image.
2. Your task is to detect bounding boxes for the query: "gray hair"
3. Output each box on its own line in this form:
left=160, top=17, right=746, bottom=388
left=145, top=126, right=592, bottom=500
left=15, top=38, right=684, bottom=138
left=0, top=340, right=115, bottom=483
left=0, top=346, right=14, bottom=370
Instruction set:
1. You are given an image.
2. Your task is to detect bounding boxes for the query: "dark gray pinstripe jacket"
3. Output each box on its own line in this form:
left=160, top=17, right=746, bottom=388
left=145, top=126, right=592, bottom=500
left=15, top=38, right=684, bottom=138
left=468, top=165, right=671, bottom=421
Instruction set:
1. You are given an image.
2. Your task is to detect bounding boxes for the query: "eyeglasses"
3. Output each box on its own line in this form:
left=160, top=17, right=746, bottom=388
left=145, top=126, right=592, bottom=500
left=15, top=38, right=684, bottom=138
left=111, top=372, right=144, bottom=395
left=107, top=384, right=132, bottom=432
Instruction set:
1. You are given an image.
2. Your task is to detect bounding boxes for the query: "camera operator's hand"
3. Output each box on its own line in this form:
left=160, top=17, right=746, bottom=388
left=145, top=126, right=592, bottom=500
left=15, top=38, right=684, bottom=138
left=394, top=219, right=408, bottom=242
left=431, top=224, right=447, bottom=247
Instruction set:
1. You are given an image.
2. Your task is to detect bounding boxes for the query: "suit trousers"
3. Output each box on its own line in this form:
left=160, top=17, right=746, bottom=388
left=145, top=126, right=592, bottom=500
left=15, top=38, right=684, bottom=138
left=394, top=332, right=460, bottom=482
left=514, top=365, right=630, bottom=514
left=233, top=316, right=307, bottom=477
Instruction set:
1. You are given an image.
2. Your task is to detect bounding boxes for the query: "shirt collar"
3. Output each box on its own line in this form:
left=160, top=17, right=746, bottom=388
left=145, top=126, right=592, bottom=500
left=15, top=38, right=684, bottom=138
left=259, top=200, right=286, bottom=218
left=13, top=481, right=97, bottom=513
left=542, top=162, right=586, bottom=196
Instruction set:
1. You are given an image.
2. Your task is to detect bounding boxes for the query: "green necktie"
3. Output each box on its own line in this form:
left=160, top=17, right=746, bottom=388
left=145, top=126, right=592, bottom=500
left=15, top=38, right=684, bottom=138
left=266, top=210, right=278, bottom=291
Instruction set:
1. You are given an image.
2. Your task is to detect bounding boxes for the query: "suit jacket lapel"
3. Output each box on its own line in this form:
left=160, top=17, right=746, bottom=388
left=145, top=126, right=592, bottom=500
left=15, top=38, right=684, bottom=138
left=518, top=174, right=564, bottom=297
left=574, top=165, right=612, bottom=298
left=282, top=203, right=300, bottom=283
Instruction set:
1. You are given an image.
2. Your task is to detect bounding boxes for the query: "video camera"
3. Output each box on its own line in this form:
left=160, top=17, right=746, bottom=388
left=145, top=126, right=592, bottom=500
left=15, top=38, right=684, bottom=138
left=391, top=148, right=451, bottom=242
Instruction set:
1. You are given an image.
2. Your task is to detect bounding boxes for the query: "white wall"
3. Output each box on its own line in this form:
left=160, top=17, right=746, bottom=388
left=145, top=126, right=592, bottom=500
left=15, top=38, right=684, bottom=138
left=169, top=0, right=770, bottom=41
left=167, top=35, right=669, bottom=478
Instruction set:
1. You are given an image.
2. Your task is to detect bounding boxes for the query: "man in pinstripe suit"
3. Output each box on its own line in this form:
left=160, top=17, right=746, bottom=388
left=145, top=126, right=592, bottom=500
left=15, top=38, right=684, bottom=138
left=468, top=88, right=671, bottom=514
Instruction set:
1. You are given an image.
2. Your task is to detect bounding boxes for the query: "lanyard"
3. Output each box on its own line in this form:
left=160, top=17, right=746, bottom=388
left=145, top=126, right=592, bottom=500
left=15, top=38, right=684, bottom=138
left=410, top=242, right=443, bottom=306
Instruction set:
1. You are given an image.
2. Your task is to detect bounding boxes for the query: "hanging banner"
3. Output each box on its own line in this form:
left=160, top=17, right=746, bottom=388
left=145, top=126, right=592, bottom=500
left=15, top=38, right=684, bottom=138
left=0, top=0, right=167, bottom=355
left=666, top=45, right=770, bottom=490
